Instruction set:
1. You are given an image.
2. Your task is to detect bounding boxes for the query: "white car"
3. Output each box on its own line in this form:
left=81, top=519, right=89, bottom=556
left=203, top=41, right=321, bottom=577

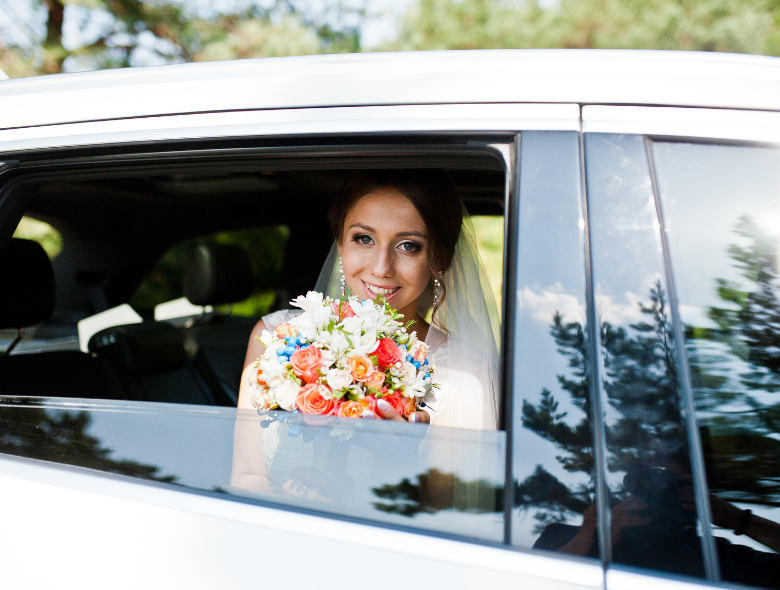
left=1, top=50, right=779, bottom=589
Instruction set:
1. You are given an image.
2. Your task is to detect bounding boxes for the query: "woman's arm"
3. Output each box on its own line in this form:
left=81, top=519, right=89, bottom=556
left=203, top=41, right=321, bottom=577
left=237, top=319, right=268, bottom=409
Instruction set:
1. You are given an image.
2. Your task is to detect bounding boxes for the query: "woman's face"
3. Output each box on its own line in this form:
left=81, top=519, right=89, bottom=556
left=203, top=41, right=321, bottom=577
left=338, top=187, right=430, bottom=320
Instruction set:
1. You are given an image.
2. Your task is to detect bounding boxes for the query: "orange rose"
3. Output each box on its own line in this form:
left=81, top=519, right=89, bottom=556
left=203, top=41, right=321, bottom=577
left=364, top=370, right=385, bottom=391
left=360, top=396, right=377, bottom=414
left=349, top=355, right=374, bottom=381
left=290, top=345, right=323, bottom=378
left=337, top=400, right=365, bottom=418
left=274, top=322, right=298, bottom=338
left=332, top=300, right=356, bottom=321
left=296, top=383, right=336, bottom=415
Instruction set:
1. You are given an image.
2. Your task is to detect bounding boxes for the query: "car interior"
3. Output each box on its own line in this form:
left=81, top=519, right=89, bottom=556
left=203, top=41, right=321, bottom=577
left=0, top=143, right=507, bottom=414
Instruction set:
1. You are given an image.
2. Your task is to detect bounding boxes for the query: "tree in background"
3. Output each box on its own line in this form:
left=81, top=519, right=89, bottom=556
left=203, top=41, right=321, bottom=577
left=387, top=0, right=780, bottom=56
left=0, top=0, right=364, bottom=77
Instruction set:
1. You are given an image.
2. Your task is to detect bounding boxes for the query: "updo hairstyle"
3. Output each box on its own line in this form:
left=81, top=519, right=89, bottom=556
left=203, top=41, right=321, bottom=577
left=328, top=169, right=463, bottom=317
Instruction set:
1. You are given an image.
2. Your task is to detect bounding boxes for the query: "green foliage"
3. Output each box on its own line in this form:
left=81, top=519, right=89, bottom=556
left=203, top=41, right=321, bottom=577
left=0, top=0, right=364, bottom=77
left=12, top=216, right=63, bottom=259
left=387, top=0, right=780, bottom=56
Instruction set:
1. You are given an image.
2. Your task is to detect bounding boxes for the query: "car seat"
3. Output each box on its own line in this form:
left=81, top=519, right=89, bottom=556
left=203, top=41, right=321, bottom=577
left=87, top=321, right=221, bottom=405
left=180, top=243, right=256, bottom=404
left=0, top=238, right=123, bottom=400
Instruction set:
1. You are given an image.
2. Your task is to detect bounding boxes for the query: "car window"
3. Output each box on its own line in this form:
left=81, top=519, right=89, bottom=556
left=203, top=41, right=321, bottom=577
left=0, top=217, right=71, bottom=354
left=510, top=132, right=598, bottom=557
left=0, top=397, right=507, bottom=541
left=584, top=134, right=707, bottom=579
left=130, top=225, right=289, bottom=317
left=653, top=140, right=780, bottom=589
left=0, top=155, right=511, bottom=543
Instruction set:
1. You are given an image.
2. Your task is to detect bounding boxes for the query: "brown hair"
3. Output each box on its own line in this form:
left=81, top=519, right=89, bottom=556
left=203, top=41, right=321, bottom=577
left=328, top=169, right=463, bottom=318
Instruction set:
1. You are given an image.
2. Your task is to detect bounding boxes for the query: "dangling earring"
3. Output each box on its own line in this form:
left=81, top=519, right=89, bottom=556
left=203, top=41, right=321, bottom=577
left=339, top=256, right=346, bottom=298
left=433, top=275, right=442, bottom=307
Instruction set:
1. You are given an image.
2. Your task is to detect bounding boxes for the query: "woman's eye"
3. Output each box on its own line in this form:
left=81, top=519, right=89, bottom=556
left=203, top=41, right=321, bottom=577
left=353, top=234, right=373, bottom=245
left=399, top=241, right=421, bottom=253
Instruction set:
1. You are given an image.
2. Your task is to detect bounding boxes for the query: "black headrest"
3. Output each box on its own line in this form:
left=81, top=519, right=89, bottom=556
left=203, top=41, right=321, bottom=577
left=0, top=238, right=55, bottom=329
left=88, top=322, right=186, bottom=375
left=183, top=243, right=253, bottom=306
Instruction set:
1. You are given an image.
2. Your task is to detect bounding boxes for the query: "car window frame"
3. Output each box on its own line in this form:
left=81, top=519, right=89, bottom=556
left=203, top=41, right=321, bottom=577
left=585, top=105, right=780, bottom=588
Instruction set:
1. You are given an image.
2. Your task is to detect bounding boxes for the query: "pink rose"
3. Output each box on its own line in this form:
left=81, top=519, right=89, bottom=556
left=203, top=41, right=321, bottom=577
left=296, top=383, right=336, bottom=415
left=290, top=346, right=323, bottom=381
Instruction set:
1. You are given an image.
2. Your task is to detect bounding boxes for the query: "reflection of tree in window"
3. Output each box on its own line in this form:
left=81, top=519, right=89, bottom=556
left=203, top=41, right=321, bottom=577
left=0, top=407, right=175, bottom=483
left=688, top=215, right=780, bottom=509
left=521, top=282, right=685, bottom=514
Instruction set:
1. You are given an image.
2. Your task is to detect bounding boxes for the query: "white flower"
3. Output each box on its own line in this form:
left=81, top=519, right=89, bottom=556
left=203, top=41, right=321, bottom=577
left=260, top=329, right=275, bottom=347
left=290, top=291, right=324, bottom=313
left=326, top=368, right=353, bottom=391
left=329, top=330, right=351, bottom=355
left=352, top=332, right=379, bottom=356
left=320, top=348, right=336, bottom=369
left=408, top=380, right=431, bottom=399
left=273, top=380, right=301, bottom=411
left=399, top=361, right=417, bottom=386
left=259, top=357, right=285, bottom=389
left=249, top=385, right=271, bottom=410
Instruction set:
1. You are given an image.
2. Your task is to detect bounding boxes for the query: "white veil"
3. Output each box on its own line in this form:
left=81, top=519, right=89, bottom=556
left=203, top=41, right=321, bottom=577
left=314, top=209, right=501, bottom=431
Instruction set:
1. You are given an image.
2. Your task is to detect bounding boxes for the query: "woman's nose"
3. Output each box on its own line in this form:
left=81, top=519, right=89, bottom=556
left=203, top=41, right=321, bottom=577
left=371, top=248, right=394, bottom=278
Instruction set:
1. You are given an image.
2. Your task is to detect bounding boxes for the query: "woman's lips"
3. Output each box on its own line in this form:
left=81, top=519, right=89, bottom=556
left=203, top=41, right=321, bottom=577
left=361, top=280, right=401, bottom=301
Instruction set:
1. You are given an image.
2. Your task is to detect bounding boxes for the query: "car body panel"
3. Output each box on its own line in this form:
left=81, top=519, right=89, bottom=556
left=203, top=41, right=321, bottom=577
left=582, top=105, right=780, bottom=143
left=0, top=455, right=603, bottom=590
left=0, top=50, right=779, bottom=131
left=0, top=103, right=579, bottom=153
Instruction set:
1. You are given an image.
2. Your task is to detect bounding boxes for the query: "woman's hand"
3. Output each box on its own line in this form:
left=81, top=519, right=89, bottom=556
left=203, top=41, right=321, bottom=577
left=362, top=398, right=430, bottom=423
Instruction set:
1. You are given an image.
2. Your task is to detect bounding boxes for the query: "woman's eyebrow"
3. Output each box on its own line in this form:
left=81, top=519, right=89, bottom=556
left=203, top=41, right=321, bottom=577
left=348, top=223, right=375, bottom=232
left=348, top=223, right=427, bottom=239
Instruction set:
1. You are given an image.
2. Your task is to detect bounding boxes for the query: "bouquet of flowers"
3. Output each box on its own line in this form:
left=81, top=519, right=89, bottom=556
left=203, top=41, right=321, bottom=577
left=248, top=291, right=436, bottom=419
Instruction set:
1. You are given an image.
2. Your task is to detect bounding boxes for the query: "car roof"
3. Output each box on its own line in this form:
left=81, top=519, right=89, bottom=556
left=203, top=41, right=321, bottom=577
left=1, top=49, right=779, bottom=131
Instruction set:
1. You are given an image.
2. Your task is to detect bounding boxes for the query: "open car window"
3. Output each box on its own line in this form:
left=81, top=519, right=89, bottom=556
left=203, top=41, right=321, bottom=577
left=0, top=142, right=518, bottom=543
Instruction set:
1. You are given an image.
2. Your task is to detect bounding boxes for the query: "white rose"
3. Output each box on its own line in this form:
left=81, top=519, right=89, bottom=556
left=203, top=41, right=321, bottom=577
left=400, top=361, right=417, bottom=385
left=273, top=380, right=301, bottom=411
left=326, top=368, right=353, bottom=391
left=249, top=386, right=270, bottom=410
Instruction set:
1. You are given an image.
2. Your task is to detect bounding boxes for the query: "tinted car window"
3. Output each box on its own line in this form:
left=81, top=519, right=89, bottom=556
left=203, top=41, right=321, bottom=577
left=510, top=132, right=598, bottom=557
left=130, top=225, right=289, bottom=317
left=653, top=141, right=780, bottom=588
left=0, top=397, right=507, bottom=541
left=584, top=134, right=707, bottom=579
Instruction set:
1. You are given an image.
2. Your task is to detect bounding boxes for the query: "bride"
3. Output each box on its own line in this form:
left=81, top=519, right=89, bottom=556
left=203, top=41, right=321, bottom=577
left=238, top=169, right=501, bottom=432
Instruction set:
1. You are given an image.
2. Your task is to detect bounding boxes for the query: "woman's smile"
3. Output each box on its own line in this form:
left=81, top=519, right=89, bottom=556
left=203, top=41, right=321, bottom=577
left=361, top=280, right=401, bottom=300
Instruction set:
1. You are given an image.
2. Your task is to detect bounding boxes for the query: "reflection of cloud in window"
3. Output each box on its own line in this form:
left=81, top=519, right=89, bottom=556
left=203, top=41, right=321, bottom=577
left=518, top=284, right=584, bottom=324
left=595, top=291, right=647, bottom=325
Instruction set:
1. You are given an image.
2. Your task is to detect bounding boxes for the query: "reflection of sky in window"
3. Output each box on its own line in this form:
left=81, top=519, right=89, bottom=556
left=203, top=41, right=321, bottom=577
left=653, top=142, right=780, bottom=322
left=511, top=132, right=594, bottom=549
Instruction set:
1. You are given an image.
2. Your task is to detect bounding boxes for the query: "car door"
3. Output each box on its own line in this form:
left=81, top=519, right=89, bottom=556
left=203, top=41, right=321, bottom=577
left=582, top=105, right=780, bottom=590
left=0, top=99, right=612, bottom=589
